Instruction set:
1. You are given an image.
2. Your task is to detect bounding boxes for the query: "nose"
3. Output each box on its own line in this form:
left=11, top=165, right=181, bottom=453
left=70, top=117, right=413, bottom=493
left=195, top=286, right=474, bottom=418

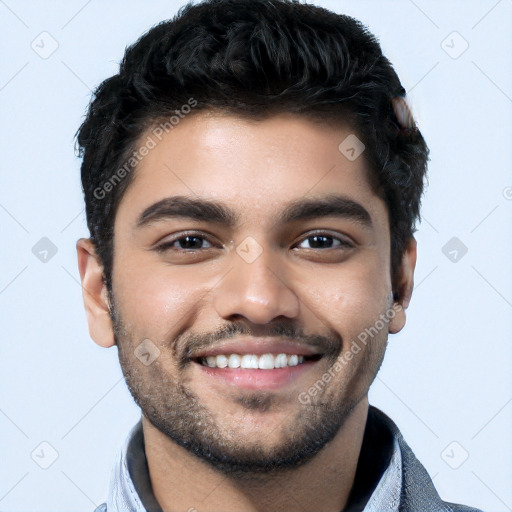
left=213, top=247, right=300, bottom=324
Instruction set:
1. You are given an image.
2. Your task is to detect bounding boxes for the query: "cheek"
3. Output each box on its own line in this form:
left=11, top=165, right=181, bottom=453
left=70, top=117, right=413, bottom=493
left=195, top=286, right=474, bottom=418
left=296, top=257, right=391, bottom=336
left=112, top=259, right=219, bottom=335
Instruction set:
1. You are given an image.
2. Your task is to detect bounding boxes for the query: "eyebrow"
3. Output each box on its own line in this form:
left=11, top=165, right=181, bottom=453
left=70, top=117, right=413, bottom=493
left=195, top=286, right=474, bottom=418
left=135, top=194, right=373, bottom=230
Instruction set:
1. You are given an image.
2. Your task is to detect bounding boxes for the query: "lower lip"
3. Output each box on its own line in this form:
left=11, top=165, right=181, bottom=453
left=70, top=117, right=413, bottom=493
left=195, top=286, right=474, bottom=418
left=194, top=360, right=319, bottom=390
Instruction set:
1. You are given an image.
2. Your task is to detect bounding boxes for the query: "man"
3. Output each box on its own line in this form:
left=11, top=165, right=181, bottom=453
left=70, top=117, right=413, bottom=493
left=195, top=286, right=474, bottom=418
left=75, top=0, right=483, bottom=510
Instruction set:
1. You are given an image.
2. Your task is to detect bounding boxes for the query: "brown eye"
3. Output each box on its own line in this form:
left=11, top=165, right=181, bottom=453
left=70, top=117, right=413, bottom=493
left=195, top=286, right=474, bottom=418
left=156, top=233, right=216, bottom=252
left=295, top=233, right=353, bottom=250
left=174, top=235, right=211, bottom=250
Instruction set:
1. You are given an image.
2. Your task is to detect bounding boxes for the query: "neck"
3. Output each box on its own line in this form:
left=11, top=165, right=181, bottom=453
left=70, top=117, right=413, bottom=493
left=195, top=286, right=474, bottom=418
left=142, top=398, right=369, bottom=512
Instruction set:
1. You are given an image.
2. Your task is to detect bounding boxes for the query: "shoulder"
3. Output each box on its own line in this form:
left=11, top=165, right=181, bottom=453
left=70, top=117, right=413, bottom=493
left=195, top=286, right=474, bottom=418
left=369, top=406, right=486, bottom=512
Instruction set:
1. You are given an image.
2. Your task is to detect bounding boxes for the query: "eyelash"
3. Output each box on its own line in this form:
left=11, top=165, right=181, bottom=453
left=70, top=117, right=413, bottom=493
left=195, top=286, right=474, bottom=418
left=155, top=231, right=354, bottom=252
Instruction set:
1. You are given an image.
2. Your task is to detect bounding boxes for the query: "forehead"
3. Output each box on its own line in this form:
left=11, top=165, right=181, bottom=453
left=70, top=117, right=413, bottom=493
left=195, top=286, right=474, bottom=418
left=115, top=111, right=387, bottom=229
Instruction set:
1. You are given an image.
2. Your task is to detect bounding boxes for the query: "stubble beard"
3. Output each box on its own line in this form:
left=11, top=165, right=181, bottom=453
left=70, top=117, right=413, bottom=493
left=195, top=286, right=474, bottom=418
left=109, top=292, right=382, bottom=477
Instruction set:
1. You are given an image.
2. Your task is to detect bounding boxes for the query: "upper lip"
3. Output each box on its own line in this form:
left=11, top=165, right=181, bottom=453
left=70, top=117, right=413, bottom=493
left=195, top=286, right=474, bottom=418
left=191, top=338, right=323, bottom=359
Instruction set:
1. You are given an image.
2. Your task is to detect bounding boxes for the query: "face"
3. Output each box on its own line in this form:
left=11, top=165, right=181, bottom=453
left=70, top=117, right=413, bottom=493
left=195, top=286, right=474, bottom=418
left=79, top=111, right=414, bottom=475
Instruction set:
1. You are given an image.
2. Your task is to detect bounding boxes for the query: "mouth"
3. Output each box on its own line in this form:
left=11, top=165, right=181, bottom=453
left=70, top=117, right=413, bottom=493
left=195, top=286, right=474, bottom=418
left=189, top=338, right=325, bottom=390
left=194, top=352, right=322, bottom=369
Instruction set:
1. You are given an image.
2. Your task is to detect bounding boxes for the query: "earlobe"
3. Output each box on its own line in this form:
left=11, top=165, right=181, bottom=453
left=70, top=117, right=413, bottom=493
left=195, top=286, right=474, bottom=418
left=76, top=238, right=116, bottom=348
left=389, top=237, right=417, bottom=334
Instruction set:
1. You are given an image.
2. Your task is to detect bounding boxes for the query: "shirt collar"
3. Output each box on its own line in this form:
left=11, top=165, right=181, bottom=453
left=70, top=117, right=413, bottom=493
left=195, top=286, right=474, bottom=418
left=101, top=406, right=404, bottom=512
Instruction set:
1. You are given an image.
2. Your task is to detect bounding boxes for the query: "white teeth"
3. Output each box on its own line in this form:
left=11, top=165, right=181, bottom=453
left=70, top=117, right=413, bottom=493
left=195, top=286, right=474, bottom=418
left=288, top=354, right=299, bottom=366
left=275, top=353, right=288, bottom=368
left=201, top=353, right=309, bottom=369
left=241, top=354, right=259, bottom=369
left=258, top=354, right=274, bottom=369
left=228, top=354, right=241, bottom=368
left=216, top=355, right=228, bottom=368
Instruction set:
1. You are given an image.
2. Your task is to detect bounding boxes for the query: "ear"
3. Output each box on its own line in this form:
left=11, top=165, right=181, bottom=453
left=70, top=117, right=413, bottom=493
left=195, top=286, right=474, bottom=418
left=76, top=238, right=115, bottom=348
left=388, top=237, right=417, bottom=334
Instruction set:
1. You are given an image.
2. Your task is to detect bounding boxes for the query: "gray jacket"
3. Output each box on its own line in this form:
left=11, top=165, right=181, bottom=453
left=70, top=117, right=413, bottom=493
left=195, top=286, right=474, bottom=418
left=94, top=406, right=484, bottom=512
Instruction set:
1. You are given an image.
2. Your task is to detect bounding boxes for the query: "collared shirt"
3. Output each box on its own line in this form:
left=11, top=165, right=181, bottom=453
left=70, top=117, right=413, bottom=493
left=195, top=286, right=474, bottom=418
left=94, top=406, right=484, bottom=512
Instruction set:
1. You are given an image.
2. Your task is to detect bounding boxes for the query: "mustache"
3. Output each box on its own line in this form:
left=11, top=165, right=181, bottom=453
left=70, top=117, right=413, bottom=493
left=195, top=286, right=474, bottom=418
left=173, top=322, right=342, bottom=367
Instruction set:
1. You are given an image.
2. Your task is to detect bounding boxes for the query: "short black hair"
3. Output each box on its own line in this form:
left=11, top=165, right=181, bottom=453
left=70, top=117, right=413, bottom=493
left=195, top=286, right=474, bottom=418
left=76, top=0, right=429, bottom=295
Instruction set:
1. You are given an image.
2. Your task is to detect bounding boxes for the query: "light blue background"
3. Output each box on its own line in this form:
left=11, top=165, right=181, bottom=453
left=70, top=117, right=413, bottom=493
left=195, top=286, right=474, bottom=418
left=1, top=1, right=511, bottom=510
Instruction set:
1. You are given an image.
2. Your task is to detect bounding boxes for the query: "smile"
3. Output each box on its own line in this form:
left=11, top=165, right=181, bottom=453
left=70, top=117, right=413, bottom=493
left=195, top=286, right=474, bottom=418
left=198, top=353, right=322, bottom=369
left=192, top=354, right=323, bottom=390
